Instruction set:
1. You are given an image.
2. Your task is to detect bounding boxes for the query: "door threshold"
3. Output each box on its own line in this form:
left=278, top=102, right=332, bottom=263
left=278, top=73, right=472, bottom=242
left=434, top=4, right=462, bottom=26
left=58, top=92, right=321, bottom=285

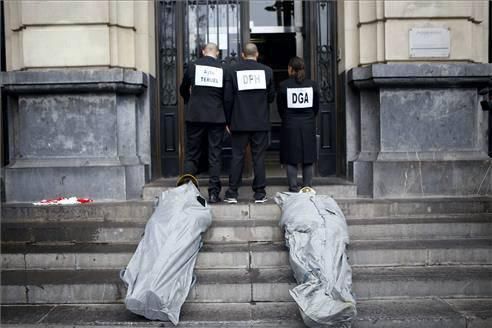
left=146, top=176, right=354, bottom=187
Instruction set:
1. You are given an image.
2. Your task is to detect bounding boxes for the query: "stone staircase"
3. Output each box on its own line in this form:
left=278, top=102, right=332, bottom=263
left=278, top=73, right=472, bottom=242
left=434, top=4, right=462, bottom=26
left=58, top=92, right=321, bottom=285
left=1, top=193, right=492, bottom=327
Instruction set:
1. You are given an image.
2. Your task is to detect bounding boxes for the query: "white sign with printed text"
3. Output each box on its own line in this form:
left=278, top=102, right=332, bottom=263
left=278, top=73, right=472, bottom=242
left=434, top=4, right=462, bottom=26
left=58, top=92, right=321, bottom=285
left=236, top=70, right=266, bottom=91
left=195, top=65, right=223, bottom=88
left=287, top=87, right=313, bottom=108
left=409, top=27, right=450, bottom=58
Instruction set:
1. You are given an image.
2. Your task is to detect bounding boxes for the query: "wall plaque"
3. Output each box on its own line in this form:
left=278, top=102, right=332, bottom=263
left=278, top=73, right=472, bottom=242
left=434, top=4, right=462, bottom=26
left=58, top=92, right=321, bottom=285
left=409, top=27, right=450, bottom=58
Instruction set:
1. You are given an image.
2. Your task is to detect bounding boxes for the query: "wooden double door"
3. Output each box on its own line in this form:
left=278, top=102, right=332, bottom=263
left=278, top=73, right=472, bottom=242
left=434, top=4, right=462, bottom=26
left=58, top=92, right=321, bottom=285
left=156, top=0, right=337, bottom=177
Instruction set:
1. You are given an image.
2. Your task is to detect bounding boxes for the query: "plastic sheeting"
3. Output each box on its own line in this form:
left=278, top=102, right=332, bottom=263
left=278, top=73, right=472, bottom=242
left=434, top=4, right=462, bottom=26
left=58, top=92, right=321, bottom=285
left=275, top=191, right=357, bottom=328
left=121, top=182, right=212, bottom=325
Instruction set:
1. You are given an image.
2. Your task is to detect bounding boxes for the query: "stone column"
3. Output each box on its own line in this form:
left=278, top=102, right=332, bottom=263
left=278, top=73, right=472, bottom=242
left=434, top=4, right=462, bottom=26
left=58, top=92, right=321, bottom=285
left=1, top=1, right=156, bottom=202
left=350, top=64, right=491, bottom=198
left=339, top=0, right=491, bottom=197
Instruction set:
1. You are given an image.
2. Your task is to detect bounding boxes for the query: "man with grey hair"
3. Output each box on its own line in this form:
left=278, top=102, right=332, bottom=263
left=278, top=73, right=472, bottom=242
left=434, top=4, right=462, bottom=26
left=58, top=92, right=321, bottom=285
left=223, top=42, right=275, bottom=203
left=179, top=42, right=225, bottom=203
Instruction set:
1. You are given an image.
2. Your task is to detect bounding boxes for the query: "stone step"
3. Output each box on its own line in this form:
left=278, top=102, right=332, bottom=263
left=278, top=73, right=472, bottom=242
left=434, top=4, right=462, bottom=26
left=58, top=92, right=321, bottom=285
left=3, top=214, right=491, bottom=244
left=2, top=239, right=491, bottom=271
left=3, top=197, right=491, bottom=223
left=142, top=176, right=358, bottom=200
left=1, top=201, right=154, bottom=223
left=144, top=185, right=357, bottom=201
left=1, top=298, right=491, bottom=328
left=2, top=266, right=491, bottom=304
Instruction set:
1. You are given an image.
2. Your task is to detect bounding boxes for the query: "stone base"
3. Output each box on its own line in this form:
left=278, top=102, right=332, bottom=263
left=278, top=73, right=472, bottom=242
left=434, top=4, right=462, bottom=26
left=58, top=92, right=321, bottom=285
left=1, top=69, right=153, bottom=202
left=5, top=164, right=146, bottom=202
left=355, top=158, right=491, bottom=198
left=349, top=63, right=492, bottom=198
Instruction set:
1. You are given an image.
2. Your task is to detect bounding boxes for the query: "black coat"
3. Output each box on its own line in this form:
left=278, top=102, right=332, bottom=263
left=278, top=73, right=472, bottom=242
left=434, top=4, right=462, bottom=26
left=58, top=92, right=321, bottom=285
left=179, top=56, right=226, bottom=123
left=224, top=59, right=275, bottom=131
left=277, top=78, right=320, bottom=164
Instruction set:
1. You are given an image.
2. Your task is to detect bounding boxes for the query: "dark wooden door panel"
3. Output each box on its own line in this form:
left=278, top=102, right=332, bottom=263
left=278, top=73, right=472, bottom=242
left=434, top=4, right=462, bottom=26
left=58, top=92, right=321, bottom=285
left=313, top=0, right=337, bottom=176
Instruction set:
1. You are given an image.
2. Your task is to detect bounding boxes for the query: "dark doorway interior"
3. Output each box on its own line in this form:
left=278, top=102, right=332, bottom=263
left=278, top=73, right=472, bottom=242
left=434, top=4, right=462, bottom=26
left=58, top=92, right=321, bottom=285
left=250, top=32, right=296, bottom=176
left=156, top=0, right=338, bottom=178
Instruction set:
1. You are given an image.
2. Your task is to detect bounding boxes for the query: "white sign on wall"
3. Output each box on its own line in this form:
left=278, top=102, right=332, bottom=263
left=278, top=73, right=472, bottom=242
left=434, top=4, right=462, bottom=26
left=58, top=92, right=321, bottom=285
left=236, top=70, right=266, bottom=91
left=195, top=65, right=223, bottom=88
left=409, top=27, right=450, bottom=58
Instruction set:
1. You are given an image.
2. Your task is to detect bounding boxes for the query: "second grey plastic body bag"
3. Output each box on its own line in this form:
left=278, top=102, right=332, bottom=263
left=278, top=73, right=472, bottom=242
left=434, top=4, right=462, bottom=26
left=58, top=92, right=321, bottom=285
left=275, top=191, right=356, bottom=327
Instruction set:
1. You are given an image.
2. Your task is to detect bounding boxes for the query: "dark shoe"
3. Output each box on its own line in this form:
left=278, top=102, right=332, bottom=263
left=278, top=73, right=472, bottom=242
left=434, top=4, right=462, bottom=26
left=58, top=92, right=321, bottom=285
left=288, top=186, right=300, bottom=193
left=224, top=189, right=238, bottom=204
left=208, top=193, right=221, bottom=203
left=254, top=192, right=268, bottom=203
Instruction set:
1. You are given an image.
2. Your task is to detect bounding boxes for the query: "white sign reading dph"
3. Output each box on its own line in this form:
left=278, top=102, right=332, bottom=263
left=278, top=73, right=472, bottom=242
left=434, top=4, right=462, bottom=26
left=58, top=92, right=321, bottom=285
left=287, top=87, right=313, bottom=108
left=409, top=27, right=450, bottom=58
left=236, top=70, right=266, bottom=91
left=195, top=65, right=223, bottom=88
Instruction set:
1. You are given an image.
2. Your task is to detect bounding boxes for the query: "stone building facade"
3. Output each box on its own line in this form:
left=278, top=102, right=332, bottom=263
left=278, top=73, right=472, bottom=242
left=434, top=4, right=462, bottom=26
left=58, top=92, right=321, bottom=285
left=0, top=0, right=490, bottom=202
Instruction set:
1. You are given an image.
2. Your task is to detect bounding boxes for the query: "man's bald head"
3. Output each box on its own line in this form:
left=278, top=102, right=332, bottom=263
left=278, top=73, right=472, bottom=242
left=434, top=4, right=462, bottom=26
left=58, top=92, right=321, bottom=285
left=242, top=43, right=258, bottom=60
left=202, top=42, right=219, bottom=58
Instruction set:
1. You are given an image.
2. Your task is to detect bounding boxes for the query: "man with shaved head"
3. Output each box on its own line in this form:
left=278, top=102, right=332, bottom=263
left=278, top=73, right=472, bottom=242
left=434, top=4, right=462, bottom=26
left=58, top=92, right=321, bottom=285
left=179, top=42, right=225, bottom=203
left=223, top=42, right=275, bottom=203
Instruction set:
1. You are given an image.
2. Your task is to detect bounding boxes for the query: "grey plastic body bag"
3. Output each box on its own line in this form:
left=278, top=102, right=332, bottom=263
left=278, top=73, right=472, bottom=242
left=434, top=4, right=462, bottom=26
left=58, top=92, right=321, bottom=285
left=121, top=182, right=212, bottom=325
left=275, top=191, right=357, bottom=327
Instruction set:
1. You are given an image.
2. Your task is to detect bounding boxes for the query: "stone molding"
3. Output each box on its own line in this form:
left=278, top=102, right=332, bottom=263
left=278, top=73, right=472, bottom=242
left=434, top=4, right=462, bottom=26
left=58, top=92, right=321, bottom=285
left=349, top=63, right=492, bottom=88
left=0, top=68, right=147, bottom=94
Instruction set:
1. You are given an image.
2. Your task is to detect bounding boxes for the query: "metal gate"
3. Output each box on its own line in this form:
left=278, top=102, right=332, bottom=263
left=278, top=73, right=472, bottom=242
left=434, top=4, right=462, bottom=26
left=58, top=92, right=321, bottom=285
left=312, top=0, right=337, bottom=175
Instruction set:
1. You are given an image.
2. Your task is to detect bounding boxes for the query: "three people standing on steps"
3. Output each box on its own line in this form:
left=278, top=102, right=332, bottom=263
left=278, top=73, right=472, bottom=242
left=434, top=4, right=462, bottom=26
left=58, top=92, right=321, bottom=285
left=180, top=43, right=319, bottom=203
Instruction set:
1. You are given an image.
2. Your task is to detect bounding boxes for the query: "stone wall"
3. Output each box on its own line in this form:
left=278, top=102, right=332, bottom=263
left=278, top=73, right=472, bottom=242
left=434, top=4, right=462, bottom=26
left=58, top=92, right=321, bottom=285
left=4, top=0, right=155, bottom=74
left=349, top=64, right=491, bottom=198
left=338, top=0, right=491, bottom=197
left=338, top=0, right=489, bottom=71
left=1, top=1, right=156, bottom=202
left=1, top=69, right=153, bottom=202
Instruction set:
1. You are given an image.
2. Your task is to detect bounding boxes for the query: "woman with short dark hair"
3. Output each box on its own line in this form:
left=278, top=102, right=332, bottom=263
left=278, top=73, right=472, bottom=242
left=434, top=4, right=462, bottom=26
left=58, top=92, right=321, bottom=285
left=276, top=56, right=320, bottom=192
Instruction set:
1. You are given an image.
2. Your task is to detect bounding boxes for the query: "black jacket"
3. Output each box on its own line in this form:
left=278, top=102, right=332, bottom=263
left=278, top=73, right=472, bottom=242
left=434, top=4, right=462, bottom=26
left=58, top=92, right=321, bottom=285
left=179, top=56, right=226, bottom=123
left=277, top=77, right=320, bottom=164
left=277, top=78, right=319, bottom=119
left=224, top=59, right=275, bottom=131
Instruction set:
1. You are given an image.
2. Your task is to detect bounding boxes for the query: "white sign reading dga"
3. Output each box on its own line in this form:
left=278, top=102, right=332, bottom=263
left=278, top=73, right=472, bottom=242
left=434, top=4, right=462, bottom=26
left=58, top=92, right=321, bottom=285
left=195, top=65, right=223, bottom=88
left=236, top=70, right=266, bottom=91
left=287, top=87, right=313, bottom=108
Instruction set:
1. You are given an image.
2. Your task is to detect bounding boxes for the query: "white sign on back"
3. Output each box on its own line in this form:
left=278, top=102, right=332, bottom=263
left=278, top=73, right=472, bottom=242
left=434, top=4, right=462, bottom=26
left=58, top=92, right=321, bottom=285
left=287, top=87, right=313, bottom=108
left=236, top=70, right=266, bottom=91
left=409, top=27, right=450, bottom=58
left=195, top=65, right=223, bottom=88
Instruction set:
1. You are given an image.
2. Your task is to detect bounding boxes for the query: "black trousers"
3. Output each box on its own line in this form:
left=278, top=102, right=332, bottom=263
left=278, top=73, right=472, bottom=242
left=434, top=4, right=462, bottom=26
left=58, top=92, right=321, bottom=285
left=286, top=163, right=313, bottom=192
left=184, top=122, right=224, bottom=195
left=228, top=131, right=269, bottom=196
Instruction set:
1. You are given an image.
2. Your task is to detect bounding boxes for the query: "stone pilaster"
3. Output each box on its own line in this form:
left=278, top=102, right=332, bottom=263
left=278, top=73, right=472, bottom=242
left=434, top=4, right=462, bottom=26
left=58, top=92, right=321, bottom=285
left=349, top=63, right=492, bottom=198
left=1, top=69, right=153, bottom=202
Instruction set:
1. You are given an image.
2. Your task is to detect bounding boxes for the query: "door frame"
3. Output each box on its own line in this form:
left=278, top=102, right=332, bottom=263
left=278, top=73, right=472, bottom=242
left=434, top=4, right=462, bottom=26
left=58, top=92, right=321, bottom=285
left=154, top=0, right=339, bottom=178
left=305, top=0, right=338, bottom=176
